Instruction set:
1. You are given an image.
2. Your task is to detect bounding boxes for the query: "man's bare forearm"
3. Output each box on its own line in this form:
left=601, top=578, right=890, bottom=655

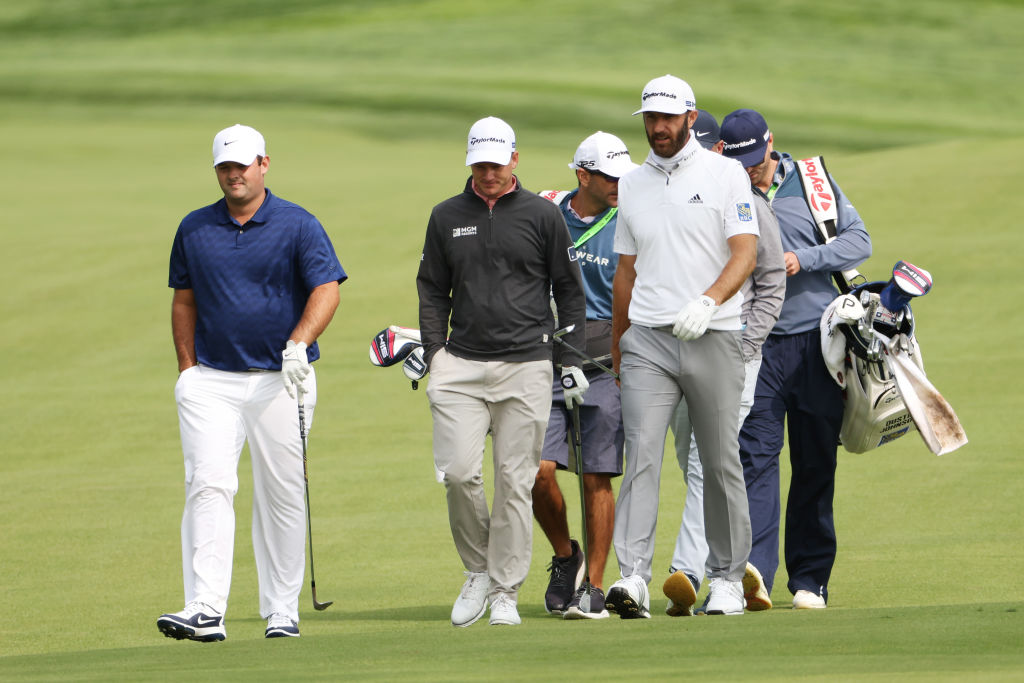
left=705, top=234, right=757, bottom=305
left=289, top=281, right=341, bottom=344
left=171, top=289, right=198, bottom=372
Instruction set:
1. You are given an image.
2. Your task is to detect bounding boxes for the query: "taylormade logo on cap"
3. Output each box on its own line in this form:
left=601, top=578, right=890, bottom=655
left=466, top=117, right=516, bottom=166
left=212, top=124, right=265, bottom=167
left=723, top=133, right=768, bottom=151
left=720, top=109, right=771, bottom=168
left=633, top=75, right=697, bottom=116
left=569, top=131, right=638, bottom=178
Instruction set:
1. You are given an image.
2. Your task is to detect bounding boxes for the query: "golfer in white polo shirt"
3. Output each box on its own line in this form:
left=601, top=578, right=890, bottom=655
left=606, top=75, right=757, bottom=618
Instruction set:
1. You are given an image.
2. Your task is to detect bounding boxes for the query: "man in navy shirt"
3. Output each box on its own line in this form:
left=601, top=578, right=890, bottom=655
left=158, top=124, right=346, bottom=642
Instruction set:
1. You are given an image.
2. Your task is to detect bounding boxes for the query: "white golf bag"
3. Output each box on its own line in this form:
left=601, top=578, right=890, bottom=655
left=820, top=262, right=966, bottom=455
left=821, top=285, right=922, bottom=453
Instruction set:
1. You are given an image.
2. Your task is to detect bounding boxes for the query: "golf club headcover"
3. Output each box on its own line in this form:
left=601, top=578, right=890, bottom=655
left=819, top=294, right=863, bottom=388
left=369, top=326, right=422, bottom=367
left=881, top=261, right=932, bottom=312
left=402, top=346, right=427, bottom=382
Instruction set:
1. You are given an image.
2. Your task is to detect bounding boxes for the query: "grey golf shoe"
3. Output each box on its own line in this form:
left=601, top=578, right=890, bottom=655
left=563, top=586, right=609, bottom=620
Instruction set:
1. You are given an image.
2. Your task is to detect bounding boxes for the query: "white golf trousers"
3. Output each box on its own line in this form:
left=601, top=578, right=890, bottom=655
left=174, top=364, right=315, bottom=621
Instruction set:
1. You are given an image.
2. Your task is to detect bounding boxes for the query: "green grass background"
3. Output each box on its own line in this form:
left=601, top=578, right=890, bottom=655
left=1, top=0, right=1022, bottom=679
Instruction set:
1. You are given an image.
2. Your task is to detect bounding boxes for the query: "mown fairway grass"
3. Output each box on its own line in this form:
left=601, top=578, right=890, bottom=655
left=1, top=1, right=1022, bottom=680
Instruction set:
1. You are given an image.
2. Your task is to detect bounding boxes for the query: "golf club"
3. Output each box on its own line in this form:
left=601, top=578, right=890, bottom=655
left=567, top=402, right=593, bottom=612
left=553, top=325, right=618, bottom=380
left=298, top=394, right=333, bottom=611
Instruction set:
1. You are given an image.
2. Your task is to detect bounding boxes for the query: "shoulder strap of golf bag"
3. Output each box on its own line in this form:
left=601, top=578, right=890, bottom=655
left=794, top=156, right=864, bottom=294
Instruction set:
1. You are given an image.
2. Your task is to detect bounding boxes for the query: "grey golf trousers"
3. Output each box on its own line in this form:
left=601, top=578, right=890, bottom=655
left=613, top=325, right=751, bottom=584
left=426, top=349, right=552, bottom=599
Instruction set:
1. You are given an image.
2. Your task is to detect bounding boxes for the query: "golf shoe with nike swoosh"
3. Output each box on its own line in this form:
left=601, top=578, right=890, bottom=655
left=157, top=601, right=226, bottom=642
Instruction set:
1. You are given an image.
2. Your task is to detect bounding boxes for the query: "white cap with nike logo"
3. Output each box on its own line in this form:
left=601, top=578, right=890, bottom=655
left=212, top=124, right=266, bottom=167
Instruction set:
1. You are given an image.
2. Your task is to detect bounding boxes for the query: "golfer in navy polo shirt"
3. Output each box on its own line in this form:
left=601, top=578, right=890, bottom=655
left=158, top=124, right=346, bottom=642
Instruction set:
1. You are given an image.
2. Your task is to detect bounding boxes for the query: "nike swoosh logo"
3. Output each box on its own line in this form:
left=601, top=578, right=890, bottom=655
left=223, top=140, right=236, bottom=146
left=696, top=132, right=709, bottom=137
left=196, top=616, right=220, bottom=626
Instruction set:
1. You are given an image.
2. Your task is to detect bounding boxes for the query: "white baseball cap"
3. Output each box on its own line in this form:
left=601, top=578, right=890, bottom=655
left=569, top=131, right=638, bottom=178
left=632, top=75, right=697, bottom=116
left=212, top=124, right=266, bottom=167
left=465, top=116, right=516, bottom=166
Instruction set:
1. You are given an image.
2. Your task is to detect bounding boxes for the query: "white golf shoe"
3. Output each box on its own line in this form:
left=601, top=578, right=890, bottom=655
left=265, top=613, right=300, bottom=638
left=489, top=593, right=521, bottom=626
left=705, top=577, right=745, bottom=615
left=451, top=571, right=490, bottom=627
left=793, top=589, right=827, bottom=609
left=605, top=575, right=651, bottom=619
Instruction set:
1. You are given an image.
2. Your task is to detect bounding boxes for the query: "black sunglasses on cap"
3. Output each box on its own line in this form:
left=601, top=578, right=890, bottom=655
left=587, top=169, right=620, bottom=182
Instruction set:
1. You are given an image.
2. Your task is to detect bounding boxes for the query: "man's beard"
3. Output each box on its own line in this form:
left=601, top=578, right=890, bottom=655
left=647, top=119, right=691, bottom=158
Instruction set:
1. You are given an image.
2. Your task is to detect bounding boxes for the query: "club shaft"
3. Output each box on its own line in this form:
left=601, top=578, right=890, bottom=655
left=569, top=404, right=591, bottom=588
left=298, top=397, right=332, bottom=610
left=553, top=337, right=618, bottom=380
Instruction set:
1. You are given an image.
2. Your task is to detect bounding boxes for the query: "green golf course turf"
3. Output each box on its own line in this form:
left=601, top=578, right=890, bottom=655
left=1, top=0, right=1021, bottom=679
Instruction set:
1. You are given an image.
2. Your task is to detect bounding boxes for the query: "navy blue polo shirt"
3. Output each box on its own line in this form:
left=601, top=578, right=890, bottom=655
left=169, top=189, right=346, bottom=372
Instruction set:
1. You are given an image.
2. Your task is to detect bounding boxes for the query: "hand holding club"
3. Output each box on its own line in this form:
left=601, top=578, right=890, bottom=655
left=561, top=365, right=589, bottom=409
left=282, top=340, right=310, bottom=398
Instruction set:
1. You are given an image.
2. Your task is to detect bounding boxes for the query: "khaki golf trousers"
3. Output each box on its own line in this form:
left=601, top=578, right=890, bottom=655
left=426, top=349, right=552, bottom=599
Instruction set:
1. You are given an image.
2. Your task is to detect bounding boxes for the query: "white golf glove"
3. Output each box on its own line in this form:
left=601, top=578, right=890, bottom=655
left=672, top=295, right=718, bottom=341
left=560, top=365, right=589, bottom=409
left=281, top=340, right=310, bottom=398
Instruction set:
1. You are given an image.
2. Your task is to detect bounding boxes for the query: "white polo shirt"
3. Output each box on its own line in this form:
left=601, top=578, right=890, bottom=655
left=615, top=136, right=759, bottom=330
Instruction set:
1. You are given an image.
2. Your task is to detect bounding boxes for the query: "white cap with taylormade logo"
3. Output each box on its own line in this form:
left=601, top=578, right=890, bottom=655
left=465, top=117, right=516, bottom=166
left=569, top=131, right=638, bottom=178
left=212, top=124, right=266, bottom=167
left=633, top=75, right=697, bottom=116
